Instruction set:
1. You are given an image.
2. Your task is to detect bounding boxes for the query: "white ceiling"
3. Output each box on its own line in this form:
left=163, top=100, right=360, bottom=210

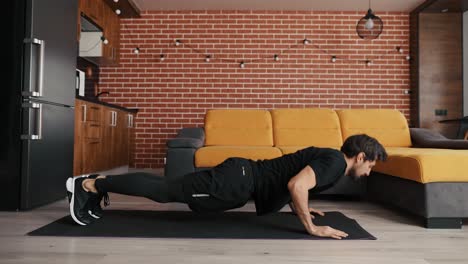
left=132, top=0, right=426, bottom=12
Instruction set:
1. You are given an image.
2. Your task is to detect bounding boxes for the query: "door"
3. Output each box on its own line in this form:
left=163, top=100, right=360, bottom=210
left=1, top=0, right=26, bottom=210
left=118, top=110, right=130, bottom=166
left=21, top=101, right=74, bottom=209
left=23, top=0, right=77, bottom=106
left=81, top=102, right=104, bottom=173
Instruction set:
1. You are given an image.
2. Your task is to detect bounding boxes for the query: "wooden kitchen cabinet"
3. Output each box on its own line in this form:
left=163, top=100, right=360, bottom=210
left=128, top=113, right=136, bottom=167
left=115, top=110, right=128, bottom=166
left=74, top=99, right=136, bottom=176
left=78, top=0, right=120, bottom=65
left=101, top=107, right=116, bottom=170
left=73, top=100, right=84, bottom=176
left=80, top=0, right=104, bottom=26
left=102, top=2, right=120, bottom=64
left=101, top=108, right=134, bottom=169
left=73, top=99, right=104, bottom=175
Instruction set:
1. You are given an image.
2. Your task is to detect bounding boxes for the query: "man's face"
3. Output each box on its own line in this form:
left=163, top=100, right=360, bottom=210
left=348, top=153, right=376, bottom=181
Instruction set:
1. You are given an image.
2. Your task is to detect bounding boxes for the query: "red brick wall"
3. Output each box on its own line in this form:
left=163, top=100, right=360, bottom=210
left=99, top=10, right=410, bottom=169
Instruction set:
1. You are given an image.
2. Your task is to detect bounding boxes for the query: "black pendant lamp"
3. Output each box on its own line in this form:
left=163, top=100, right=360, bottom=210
left=356, top=0, right=383, bottom=40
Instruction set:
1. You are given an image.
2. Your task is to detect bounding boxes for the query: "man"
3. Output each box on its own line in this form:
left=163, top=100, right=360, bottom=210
left=67, top=134, right=387, bottom=239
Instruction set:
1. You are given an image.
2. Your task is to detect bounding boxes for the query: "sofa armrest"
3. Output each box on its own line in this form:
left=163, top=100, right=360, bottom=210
left=167, top=128, right=205, bottom=148
left=165, top=127, right=205, bottom=180
left=177, top=127, right=205, bottom=141
left=410, top=128, right=468, bottom=149
left=167, top=138, right=203, bottom=148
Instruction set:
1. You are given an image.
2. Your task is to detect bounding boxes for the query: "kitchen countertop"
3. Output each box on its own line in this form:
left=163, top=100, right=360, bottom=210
left=76, top=96, right=138, bottom=113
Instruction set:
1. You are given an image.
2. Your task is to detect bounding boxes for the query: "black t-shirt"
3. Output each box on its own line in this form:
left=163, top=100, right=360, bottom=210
left=251, top=147, right=347, bottom=215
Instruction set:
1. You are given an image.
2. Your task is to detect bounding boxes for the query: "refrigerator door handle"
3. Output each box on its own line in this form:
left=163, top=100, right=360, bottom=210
left=21, top=102, right=43, bottom=140
left=37, top=39, right=45, bottom=97
left=22, top=38, right=45, bottom=98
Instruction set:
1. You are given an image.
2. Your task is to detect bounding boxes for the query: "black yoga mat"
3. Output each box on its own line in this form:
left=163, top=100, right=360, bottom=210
left=28, top=210, right=376, bottom=240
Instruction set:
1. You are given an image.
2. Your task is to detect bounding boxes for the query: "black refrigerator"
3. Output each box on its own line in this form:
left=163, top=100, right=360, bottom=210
left=2, top=0, right=78, bottom=210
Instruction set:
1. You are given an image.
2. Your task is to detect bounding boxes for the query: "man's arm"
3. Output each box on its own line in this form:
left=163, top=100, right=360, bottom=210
left=288, top=200, right=324, bottom=218
left=288, top=201, right=297, bottom=214
left=288, top=165, right=348, bottom=239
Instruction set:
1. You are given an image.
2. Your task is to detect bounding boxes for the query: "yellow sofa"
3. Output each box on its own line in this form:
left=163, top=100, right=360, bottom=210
left=195, top=108, right=344, bottom=167
left=165, top=108, right=468, bottom=228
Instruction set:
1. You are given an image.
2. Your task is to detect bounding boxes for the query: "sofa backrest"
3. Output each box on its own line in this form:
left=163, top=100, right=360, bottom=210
left=204, top=109, right=274, bottom=146
left=271, top=108, right=343, bottom=148
left=337, top=109, right=412, bottom=147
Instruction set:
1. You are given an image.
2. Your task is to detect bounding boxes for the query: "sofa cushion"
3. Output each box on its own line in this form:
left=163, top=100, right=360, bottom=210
left=195, top=146, right=282, bottom=167
left=374, top=147, right=468, bottom=183
left=337, top=109, right=412, bottom=147
left=204, top=109, right=274, bottom=146
left=271, top=109, right=343, bottom=149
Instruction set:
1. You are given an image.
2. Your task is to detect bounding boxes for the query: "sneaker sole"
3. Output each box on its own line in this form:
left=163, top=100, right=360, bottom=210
left=88, top=210, right=100, bottom=219
left=66, top=177, right=87, bottom=226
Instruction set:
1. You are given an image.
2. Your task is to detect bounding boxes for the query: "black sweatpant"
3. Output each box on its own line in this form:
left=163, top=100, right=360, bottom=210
left=183, top=158, right=255, bottom=212
left=95, top=172, right=186, bottom=203
left=94, top=158, right=255, bottom=212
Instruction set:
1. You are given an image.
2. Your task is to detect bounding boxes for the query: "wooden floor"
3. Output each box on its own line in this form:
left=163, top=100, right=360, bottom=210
left=0, top=176, right=467, bottom=263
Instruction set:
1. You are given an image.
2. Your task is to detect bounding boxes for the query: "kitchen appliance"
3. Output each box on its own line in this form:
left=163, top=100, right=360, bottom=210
left=2, top=0, right=78, bottom=210
left=76, top=69, right=85, bottom=96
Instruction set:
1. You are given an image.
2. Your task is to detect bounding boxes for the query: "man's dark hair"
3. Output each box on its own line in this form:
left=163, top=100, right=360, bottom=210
left=340, top=134, right=388, bottom=162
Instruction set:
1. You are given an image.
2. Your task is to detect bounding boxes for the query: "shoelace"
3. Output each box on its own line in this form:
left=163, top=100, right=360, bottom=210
left=103, top=192, right=110, bottom=207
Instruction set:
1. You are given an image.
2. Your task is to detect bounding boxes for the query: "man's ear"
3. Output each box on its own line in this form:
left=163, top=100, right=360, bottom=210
left=357, top=152, right=366, bottom=162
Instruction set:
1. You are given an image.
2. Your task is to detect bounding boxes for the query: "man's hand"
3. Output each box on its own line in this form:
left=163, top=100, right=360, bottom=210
left=309, top=226, right=349, bottom=240
left=289, top=202, right=325, bottom=219
left=308, top=207, right=324, bottom=219
left=287, top=166, right=348, bottom=240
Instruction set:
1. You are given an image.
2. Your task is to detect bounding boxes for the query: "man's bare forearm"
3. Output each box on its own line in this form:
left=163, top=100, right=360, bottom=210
left=286, top=166, right=348, bottom=239
left=288, top=201, right=296, bottom=214
left=289, top=186, right=316, bottom=234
